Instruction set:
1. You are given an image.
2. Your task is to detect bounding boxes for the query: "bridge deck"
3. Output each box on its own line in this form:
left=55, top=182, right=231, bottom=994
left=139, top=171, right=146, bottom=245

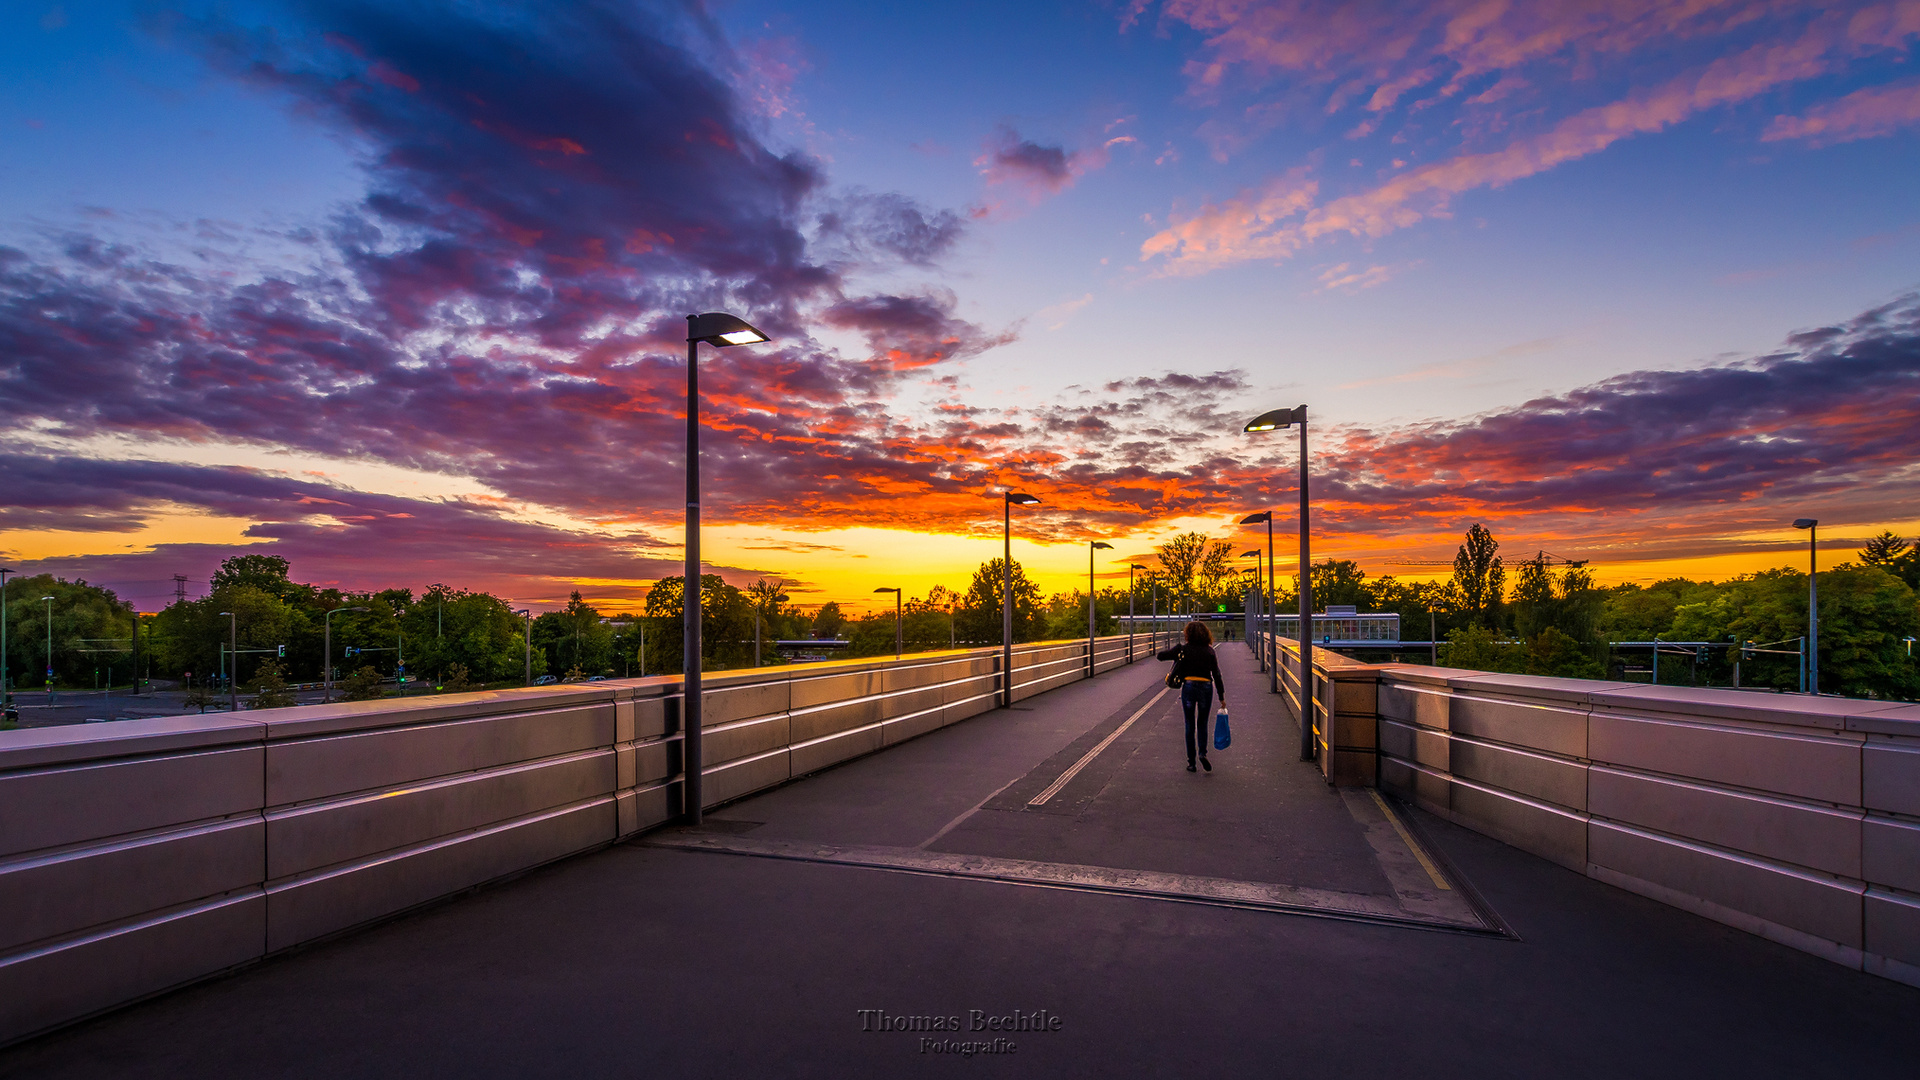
left=2, top=645, right=1913, bottom=1077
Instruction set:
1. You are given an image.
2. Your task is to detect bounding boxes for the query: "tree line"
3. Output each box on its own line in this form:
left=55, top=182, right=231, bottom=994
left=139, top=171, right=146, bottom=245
left=7, top=527, right=1912, bottom=702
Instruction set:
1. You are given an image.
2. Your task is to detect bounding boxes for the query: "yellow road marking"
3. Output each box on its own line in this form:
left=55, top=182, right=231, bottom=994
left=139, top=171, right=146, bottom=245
left=1369, top=789, right=1451, bottom=891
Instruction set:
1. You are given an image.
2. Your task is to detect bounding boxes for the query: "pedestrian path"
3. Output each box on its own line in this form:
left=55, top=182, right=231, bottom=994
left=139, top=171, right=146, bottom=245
left=6, top=637, right=1915, bottom=1078
left=656, top=641, right=1494, bottom=934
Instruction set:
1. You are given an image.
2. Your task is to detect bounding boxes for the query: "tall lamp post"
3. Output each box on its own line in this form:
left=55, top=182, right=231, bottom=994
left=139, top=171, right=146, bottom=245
left=1240, top=549, right=1263, bottom=671
left=0, top=566, right=12, bottom=707
left=1245, top=406, right=1313, bottom=761
left=217, top=610, right=237, bottom=713
left=683, top=311, right=771, bottom=826
left=1087, top=541, right=1113, bottom=675
left=874, top=588, right=903, bottom=658
left=323, top=605, right=369, bottom=703
left=1127, top=564, right=1146, bottom=662
left=42, top=595, right=55, bottom=701
left=1001, top=491, right=1041, bottom=707
left=1241, top=511, right=1278, bottom=695
left=1793, top=518, right=1819, bottom=694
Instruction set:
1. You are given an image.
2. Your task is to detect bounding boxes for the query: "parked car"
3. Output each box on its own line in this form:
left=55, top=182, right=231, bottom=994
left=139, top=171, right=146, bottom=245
left=533, top=675, right=559, bottom=686
left=587, top=676, right=608, bottom=682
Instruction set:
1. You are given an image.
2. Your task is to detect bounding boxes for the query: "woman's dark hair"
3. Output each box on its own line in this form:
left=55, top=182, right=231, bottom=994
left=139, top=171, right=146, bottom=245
left=1185, top=621, right=1212, bottom=646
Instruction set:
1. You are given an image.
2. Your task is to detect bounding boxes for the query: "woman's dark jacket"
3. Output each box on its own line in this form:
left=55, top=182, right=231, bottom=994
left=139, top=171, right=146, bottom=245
left=1157, top=642, right=1225, bottom=699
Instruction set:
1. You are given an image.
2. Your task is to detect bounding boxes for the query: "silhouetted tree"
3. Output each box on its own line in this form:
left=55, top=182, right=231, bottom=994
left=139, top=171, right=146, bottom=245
left=1451, top=524, right=1506, bottom=628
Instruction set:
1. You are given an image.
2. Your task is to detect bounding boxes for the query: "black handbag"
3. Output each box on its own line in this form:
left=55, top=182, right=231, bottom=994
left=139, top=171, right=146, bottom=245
left=1164, top=646, right=1183, bottom=688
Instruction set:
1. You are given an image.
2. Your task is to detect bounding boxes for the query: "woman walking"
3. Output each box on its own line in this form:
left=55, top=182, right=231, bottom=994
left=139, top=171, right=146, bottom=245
left=1158, top=621, right=1225, bottom=773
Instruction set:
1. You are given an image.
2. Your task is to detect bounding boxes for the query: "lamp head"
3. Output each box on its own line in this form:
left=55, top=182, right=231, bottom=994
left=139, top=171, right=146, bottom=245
left=686, top=312, right=770, bottom=346
left=1005, top=492, right=1041, bottom=506
left=874, top=587, right=900, bottom=594
left=1240, top=511, right=1272, bottom=525
left=1091, top=541, right=1113, bottom=550
left=1241, top=549, right=1260, bottom=558
left=217, top=611, right=231, bottom=617
left=1129, top=563, right=1147, bottom=570
left=1793, top=518, right=1817, bottom=530
left=1243, top=406, right=1305, bottom=433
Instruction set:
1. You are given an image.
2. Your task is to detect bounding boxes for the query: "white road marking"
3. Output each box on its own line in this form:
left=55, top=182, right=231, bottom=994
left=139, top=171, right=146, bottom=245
left=1027, top=687, right=1171, bottom=807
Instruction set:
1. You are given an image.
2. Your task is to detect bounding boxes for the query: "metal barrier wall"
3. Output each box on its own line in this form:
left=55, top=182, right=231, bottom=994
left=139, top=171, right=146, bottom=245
left=1250, top=627, right=1920, bottom=990
left=0, top=635, right=1139, bottom=1045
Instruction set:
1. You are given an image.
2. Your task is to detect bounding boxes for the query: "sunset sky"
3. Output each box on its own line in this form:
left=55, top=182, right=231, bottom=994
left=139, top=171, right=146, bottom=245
left=4, top=0, right=1919, bottom=616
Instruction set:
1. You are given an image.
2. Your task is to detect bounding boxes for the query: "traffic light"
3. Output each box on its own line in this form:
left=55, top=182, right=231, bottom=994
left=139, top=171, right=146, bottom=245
left=277, top=645, right=286, bottom=658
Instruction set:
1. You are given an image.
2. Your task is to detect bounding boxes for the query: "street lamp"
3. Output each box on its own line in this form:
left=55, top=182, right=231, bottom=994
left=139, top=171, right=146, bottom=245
left=41, top=595, right=55, bottom=701
left=323, top=606, right=370, bottom=703
left=216, top=610, right=237, bottom=713
left=1245, top=406, right=1313, bottom=761
left=1087, top=541, right=1113, bottom=675
left=1127, top=564, right=1146, bottom=662
left=1239, top=548, right=1263, bottom=671
left=1240, top=512, right=1279, bottom=696
left=683, top=310, right=771, bottom=826
left=874, top=588, right=903, bottom=658
left=1001, top=491, right=1041, bottom=708
left=1793, top=518, right=1819, bottom=694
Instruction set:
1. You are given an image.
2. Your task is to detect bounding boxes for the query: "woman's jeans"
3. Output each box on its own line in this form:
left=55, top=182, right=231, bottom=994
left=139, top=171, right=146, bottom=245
left=1180, top=680, right=1213, bottom=763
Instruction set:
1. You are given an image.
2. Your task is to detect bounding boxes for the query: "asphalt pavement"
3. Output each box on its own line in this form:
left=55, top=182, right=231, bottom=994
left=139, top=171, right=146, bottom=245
left=2, top=640, right=1915, bottom=1078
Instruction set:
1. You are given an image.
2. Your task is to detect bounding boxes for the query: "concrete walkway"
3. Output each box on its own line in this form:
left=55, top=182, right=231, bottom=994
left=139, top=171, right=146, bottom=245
left=2, top=643, right=1916, bottom=1078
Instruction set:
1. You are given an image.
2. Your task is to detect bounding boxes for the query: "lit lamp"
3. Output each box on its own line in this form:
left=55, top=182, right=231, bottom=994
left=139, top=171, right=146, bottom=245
left=1001, top=491, right=1041, bottom=708
left=1244, top=406, right=1314, bottom=761
left=683, top=311, right=771, bottom=825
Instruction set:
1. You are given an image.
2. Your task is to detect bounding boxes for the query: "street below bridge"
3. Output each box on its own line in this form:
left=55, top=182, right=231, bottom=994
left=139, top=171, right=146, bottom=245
left=2, top=644, right=1914, bottom=1077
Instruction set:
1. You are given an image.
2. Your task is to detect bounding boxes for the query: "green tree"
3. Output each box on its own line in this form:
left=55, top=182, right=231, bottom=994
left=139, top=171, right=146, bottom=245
left=811, top=601, right=848, bottom=639
left=1438, top=626, right=1523, bottom=673
left=209, top=554, right=296, bottom=600
left=245, top=660, right=298, bottom=710
left=955, top=559, right=1043, bottom=643
left=642, top=575, right=753, bottom=670
left=341, top=665, right=385, bottom=701
left=1862, top=531, right=1920, bottom=591
left=1, top=575, right=136, bottom=692
left=1155, top=533, right=1210, bottom=615
left=1193, top=540, right=1238, bottom=609
left=1310, top=560, right=1368, bottom=611
left=1450, top=524, right=1505, bottom=628
left=440, top=663, right=474, bottom=693
left=1523, top=627, right=1604, bottom=679
left=1510, top=558, right=1556, bottom=640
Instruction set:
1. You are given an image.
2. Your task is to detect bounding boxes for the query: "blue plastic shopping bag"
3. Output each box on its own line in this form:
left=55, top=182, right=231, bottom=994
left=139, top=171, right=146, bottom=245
left=1214, top=705, right=1231, bottom=750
